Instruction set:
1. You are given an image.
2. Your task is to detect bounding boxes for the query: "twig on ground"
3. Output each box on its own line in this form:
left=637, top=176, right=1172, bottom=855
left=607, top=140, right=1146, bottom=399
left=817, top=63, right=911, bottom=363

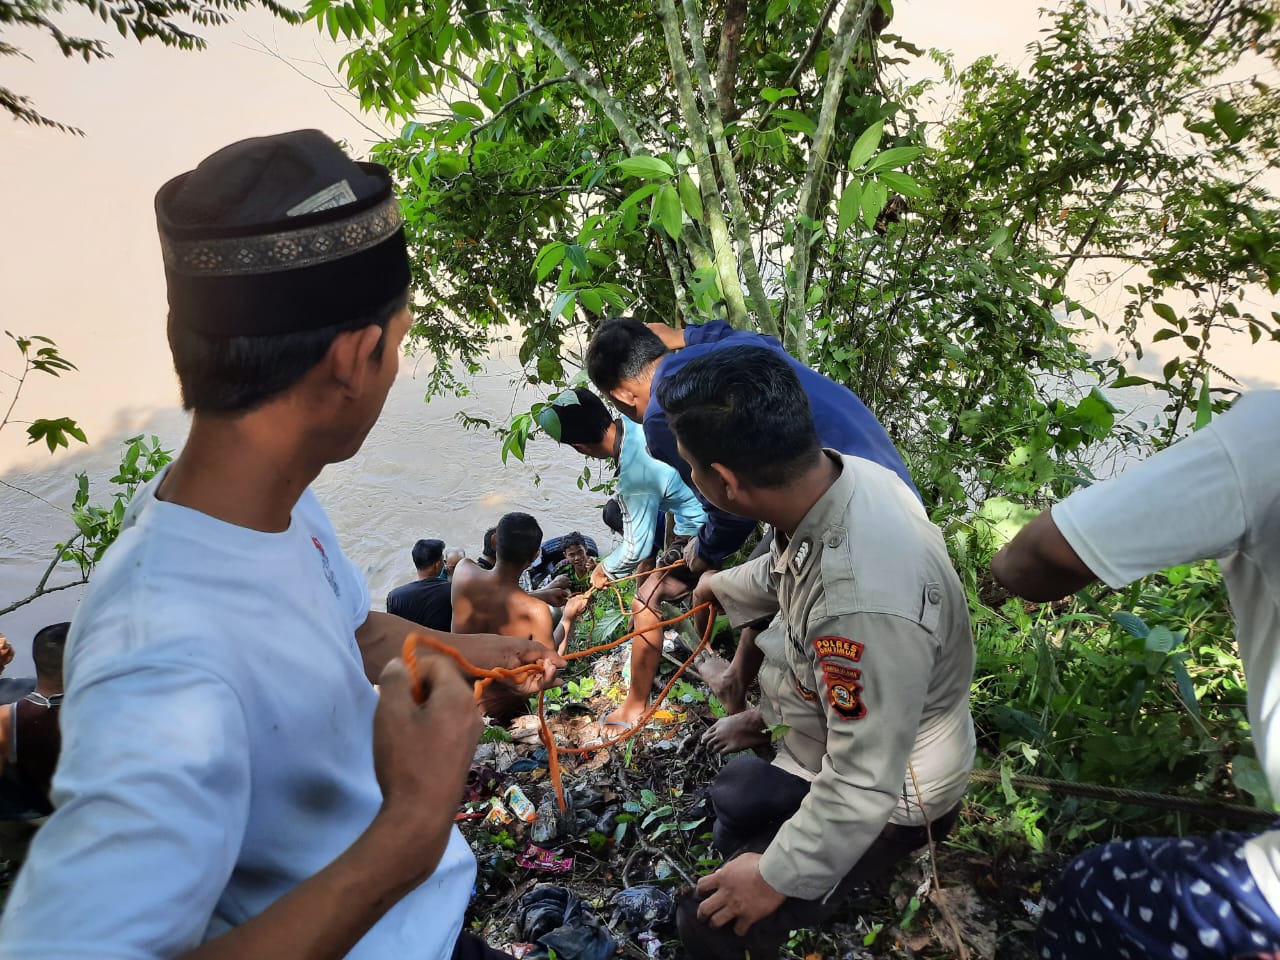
left=907, top=762, right=970, bottom=960
left=621, top=834, right=696, bottom=889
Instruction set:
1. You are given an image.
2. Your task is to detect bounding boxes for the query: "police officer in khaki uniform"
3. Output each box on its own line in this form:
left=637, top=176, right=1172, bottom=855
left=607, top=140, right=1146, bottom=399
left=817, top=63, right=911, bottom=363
left=658, top=345, right=976, bottom=960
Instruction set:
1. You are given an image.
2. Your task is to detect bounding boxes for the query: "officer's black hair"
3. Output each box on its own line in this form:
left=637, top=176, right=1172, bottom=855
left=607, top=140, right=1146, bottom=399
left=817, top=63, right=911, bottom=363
left=32, top=622, right=70, bottom=683
left=602, top=498, right=624, bottom=535
left=657, top=345, right=821, bottom=489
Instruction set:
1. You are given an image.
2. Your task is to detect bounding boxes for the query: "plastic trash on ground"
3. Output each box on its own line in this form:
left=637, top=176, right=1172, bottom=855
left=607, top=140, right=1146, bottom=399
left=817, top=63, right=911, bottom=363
left=516, top=844, right=575, bottom=874
left=516, top=884, right=616, bottom=960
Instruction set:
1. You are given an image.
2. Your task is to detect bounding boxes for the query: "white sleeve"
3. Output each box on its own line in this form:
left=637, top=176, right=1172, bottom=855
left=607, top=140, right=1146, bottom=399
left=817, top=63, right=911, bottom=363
left=0, top=659, right=251, bottom=959
left=1052, top=422, right=1247, bottom=589
left=338, top=548, right=372, bottom=634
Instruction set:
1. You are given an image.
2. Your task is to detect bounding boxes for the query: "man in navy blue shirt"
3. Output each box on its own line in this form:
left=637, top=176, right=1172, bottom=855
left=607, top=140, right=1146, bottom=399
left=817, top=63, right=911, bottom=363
left=586, top=318, right=917, bottom=718
left=386, top=538, right=453, bottom=632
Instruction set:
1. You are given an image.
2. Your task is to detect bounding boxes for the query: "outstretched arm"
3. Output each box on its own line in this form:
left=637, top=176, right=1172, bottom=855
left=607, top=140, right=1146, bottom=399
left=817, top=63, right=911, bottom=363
left=357, top=611, right=563, bottom=693
left=991, top=510, right=1098, bottom=602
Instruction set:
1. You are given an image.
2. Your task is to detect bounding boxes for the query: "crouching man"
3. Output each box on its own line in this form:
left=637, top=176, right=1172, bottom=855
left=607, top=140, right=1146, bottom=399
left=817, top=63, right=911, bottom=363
left=661, top=346, right=975, bottom=960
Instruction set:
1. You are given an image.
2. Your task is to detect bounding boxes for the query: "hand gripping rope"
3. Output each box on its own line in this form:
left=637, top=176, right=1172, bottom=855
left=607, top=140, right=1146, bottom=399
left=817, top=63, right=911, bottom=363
left=401, top=560, right=716, bottom=812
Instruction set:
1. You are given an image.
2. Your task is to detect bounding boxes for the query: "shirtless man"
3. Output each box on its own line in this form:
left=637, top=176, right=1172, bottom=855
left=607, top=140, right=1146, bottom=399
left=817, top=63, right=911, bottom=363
left=452, top=512, right=588, bottom=721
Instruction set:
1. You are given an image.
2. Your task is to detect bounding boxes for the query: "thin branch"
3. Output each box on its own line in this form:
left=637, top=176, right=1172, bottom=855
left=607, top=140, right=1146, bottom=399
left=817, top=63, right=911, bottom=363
left=0, top=576, right=88, bottom=617
left=470, top=77, right=571, bottom=139
left=0, top=535, right=87, bottom=618
left=683, top=0, right=777, bottom=334
left=0, top=359, right=29, bottom=434
left=654, top=0, right=749, bottom=326
left=785, top=0, right=879, bottom=359
left=516, top=1, right=647, bottom=155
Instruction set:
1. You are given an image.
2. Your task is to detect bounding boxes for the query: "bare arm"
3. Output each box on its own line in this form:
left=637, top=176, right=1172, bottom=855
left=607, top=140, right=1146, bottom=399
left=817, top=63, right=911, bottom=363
left=177, top=656, right=481, bottom=960
left=990, top=510, right=1098, bottom=602
left=358, top=611, right=565, bottom=693
left=552, top=594, right=591, bottom=654
left=646, top=321, right=686, bottom=349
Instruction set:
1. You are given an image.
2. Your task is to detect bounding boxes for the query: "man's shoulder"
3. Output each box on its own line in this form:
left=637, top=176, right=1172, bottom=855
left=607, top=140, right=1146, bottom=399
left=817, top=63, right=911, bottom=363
left=387, top=579, right=420, bottom=602
left=817, top=458, right=956, bottom=616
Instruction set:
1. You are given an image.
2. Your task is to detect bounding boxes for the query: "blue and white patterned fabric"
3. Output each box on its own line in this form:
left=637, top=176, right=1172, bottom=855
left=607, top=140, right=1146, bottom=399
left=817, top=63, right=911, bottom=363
left=1038, top=828, right=1280, bottom=959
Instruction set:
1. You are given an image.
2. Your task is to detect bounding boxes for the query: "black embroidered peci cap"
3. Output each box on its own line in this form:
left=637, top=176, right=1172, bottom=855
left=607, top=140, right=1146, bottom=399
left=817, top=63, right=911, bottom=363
left=155, top=129, right=411, bottom=338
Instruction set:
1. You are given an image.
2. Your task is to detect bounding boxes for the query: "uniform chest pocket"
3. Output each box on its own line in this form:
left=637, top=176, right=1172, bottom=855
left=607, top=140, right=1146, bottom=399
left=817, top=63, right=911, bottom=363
left=784, top=627, right=820, bottom=703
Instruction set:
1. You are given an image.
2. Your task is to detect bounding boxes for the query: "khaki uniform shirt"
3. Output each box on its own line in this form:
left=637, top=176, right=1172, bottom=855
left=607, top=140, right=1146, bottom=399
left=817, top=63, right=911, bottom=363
left=707, top=452, right=975, bottom=900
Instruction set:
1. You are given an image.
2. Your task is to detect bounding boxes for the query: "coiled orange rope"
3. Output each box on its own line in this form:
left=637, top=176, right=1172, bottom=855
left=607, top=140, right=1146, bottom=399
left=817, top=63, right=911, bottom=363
left=401, top=561, right=716, bottom=811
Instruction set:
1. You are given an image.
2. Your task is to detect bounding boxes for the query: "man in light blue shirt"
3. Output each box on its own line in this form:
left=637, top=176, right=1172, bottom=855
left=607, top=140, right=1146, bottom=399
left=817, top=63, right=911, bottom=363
left=550, top=388, right=707, bottom=726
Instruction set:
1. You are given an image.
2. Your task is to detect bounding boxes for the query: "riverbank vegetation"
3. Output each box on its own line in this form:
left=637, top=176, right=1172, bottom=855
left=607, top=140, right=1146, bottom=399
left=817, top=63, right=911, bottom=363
left=298, top=0, right=1280, bottom=952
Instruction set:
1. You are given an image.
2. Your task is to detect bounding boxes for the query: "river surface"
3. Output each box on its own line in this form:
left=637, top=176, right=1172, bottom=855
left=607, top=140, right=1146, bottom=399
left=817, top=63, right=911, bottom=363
left=0, top=348, right=617, bottom=675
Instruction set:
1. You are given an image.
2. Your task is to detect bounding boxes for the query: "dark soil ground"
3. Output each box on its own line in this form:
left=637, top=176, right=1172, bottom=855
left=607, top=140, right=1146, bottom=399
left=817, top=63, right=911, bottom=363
left=451, top=640, right=1062, bottom=960
left=0, top=639, right=1065, bottom=959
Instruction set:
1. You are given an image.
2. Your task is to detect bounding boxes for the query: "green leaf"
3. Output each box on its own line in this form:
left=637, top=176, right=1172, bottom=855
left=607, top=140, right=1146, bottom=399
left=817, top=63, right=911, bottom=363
left=772, top=108, right=817, bottom=137
left=1194, top=377, right=1213, bottom=430
left=535, top=404, right=562, bottom=441
left=678, top=174, right=704, bottom=223
left=865, top=145, right=922, bottom=173
left=877, top=170, right=924, bottom=198
left=449, top=102, right=483, bottom=128
left=1111, top=376, right=1150, bottom=388
left=1111, top=611, right=1149, bottom=639
left=1143, top=625, right=1180, bottom=654
left=1212, top=98, right=1246, bottom=143
left=848, top=121, right=884, bottom=169
left=618, top=183, right=661, bottom=211
left=533, top=242, right=566, bottom=282
left=653, top=183, right=682, bottom=240
left=616, top=155, right=674, bottom=181
left=1232, top=755, right=1276, bottom=809
left=1170, top=657, right=1202, bottom=720
left=861, top=179, right=887, bottom=230
left=760, top=86, right=798, bottom=103
left=26, top=417, right=87, bottom=453
left=1152, top=302, right=1178, bottom=324
left=838, top=182, right=862, bottom=234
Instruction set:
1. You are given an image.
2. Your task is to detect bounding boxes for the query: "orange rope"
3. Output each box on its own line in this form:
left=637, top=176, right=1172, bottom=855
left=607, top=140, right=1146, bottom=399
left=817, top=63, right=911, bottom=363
left=400, top=561, right=717, bottom=811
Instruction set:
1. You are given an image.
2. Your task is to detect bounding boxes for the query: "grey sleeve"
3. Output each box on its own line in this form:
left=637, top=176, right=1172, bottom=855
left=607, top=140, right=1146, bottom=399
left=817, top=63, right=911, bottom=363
left=758, top=611, right=934, bottom=900
left=705, top=553, right=779, bottom=627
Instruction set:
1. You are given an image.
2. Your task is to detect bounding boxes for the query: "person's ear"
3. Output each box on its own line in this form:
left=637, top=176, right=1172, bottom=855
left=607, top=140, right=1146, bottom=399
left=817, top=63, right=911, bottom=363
left=609, top=385, right=638, bottom=409
left=710, top=462, right=741, bottom=502
left=327, top=324, right=384, bottom=397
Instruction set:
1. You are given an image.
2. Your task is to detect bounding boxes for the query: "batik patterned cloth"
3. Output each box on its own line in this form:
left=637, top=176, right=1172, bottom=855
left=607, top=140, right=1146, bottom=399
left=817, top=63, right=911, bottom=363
left=1038, top=827, right=1280, bottom=959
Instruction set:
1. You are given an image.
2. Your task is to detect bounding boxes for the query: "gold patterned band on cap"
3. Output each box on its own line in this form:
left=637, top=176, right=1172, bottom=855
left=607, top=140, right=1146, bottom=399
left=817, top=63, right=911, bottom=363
left=159, top=195, right=403, bottom=277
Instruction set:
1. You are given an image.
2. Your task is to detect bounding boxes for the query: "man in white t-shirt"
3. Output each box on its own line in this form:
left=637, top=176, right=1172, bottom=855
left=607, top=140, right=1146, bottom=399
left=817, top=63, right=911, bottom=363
left=0, top=130, right=561, bottom=960
left=992, top=390, right=1280, bottom=959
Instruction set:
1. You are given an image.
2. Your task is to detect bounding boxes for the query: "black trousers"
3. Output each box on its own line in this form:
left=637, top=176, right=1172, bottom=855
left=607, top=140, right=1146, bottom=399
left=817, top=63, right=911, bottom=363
left=678, top=754, right=960, bottom=960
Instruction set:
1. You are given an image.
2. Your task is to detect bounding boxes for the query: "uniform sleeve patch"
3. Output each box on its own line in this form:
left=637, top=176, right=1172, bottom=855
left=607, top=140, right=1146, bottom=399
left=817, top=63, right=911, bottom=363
left=813, top=636, right=864, bottom=662
left=813, top=636, right=866, bottom=720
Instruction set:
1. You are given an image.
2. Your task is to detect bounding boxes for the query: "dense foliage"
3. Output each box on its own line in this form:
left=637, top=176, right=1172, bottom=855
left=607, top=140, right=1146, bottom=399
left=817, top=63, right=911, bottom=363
left=306, top=0, right=1280, bottom=854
